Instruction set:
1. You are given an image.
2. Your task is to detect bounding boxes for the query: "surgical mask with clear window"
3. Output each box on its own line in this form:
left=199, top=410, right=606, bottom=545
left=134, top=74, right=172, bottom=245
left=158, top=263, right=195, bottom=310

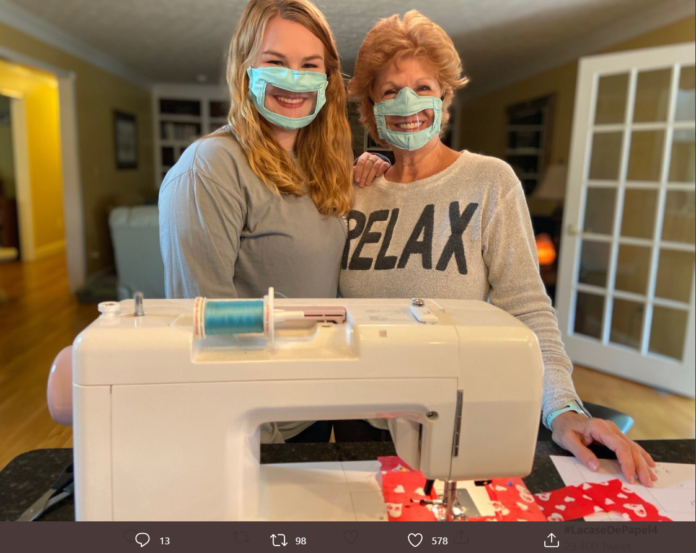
left=373, top=87, right=443, bottom=151
left=247, top=66, right=328, bottom=130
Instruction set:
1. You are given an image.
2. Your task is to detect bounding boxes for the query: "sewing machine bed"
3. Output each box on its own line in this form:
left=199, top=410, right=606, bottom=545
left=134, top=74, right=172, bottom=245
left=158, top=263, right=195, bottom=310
left=261, top=459, right=504, bottom=521
left=261, top=460, right=388, bottom=521
left=1, top=441, right=694, bottom=521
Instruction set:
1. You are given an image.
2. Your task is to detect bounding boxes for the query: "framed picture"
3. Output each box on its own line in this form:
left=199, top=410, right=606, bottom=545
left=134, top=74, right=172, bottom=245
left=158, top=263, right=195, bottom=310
left=114, top=110, right=138, bottom=169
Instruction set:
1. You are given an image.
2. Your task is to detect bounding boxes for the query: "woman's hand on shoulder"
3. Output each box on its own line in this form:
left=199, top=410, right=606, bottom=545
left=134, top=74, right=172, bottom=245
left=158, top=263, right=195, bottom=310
left=552, top=412, right=657, bottom=487
left=354, top=152, right=390, bottom=188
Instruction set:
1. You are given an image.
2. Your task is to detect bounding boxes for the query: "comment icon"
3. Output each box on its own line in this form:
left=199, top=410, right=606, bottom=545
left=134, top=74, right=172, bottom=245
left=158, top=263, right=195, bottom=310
left=135, top=533, right=150, bottom=548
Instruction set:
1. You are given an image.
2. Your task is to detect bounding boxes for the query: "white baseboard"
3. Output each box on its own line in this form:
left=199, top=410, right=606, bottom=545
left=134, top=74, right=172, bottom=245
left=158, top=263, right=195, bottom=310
left=34, top=239, right=66, bottom=260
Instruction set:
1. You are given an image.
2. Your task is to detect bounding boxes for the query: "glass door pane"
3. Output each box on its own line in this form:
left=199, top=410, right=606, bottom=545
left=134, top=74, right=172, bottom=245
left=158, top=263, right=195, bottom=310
left=675, top=65, right=695, bottom=122
left=627, top=130, right=665, bottom=181
left=589, top=132, right=623, bottom=180
left=632, top=69, right=671, bottom=122
left=649, top=307, right=689, bottom=360
left=574, top=292, right=604, bottom=339
left=615, top=245, right=651, bottom=295
left=595, top=73, right=629, bottom=124
left=669, top=129, right=695, bottom=183
left=654, top=250, right=695, bottom=303
left=610, top=299, right=644, bottom=350
left=578, top=241, right=611, bottom=287
left=621, top=189, right=657, bottom=239
left=583, top=188, right=616, bottom=234
left=662, top=190, right=695, bottom=244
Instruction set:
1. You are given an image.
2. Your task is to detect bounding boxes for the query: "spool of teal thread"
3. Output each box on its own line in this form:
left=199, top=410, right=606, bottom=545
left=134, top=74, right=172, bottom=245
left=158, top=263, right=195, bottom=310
left=204, top=300, right=265, bottom=335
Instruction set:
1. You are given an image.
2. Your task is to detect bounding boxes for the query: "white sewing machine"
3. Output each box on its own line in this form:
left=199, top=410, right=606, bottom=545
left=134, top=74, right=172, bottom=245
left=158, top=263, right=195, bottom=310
left=69, top=292, right=543, bottom=521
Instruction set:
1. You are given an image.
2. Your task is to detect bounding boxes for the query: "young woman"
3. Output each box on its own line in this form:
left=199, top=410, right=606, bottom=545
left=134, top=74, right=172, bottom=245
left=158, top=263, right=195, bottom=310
left=159, top=0, right=385, bottom=443
left=340, top=10, right=657, bottom=487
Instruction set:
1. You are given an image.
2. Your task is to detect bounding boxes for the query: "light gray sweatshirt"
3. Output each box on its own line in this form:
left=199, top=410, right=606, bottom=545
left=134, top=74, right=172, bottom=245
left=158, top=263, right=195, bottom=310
left=159, top=129, right=347, bottom=441
left=339, top=151, right=582, bottom=425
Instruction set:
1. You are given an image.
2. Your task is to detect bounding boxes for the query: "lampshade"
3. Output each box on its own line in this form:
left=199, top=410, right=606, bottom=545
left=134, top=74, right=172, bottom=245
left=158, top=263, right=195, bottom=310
left=534, top=164, right=568, bottom=201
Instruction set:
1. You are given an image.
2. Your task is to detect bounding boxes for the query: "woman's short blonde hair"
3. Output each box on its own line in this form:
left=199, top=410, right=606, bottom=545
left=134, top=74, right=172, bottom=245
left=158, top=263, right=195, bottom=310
left=349, top=10, right=468, bottom=147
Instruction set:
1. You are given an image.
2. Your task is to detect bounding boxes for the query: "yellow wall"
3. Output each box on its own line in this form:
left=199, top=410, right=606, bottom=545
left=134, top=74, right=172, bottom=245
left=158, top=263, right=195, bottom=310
left=0, top=22, right=154, bottom=275
left=0, top=60, right=64, bottom=253
left=459, top=16, right=696, bottom=165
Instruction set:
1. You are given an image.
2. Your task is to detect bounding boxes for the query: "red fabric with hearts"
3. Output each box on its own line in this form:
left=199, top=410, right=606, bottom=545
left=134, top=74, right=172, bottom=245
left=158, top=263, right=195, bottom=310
left=534, top=479, right=672, bottom=521
left=377, top=457, right=544, bottom=522
left=382, top=471, right=438, bottom=521
left=471, top=478, right=546, bottom=521
left=378, top=456, right=416, bottom=473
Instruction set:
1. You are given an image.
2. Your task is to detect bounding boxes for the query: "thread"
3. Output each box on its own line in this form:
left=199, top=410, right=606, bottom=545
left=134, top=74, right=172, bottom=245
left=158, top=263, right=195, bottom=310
left=203, top=300, right=265, bottom=335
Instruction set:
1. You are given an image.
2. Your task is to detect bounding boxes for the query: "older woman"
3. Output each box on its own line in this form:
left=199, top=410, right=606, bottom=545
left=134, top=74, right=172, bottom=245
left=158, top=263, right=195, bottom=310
left=340, top=11, right=657, bottom=487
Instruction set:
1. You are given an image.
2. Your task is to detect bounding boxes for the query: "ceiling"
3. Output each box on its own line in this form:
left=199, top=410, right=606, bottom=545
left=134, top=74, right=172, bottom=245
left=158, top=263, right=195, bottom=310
left=4, top=0, right=694, bottom=91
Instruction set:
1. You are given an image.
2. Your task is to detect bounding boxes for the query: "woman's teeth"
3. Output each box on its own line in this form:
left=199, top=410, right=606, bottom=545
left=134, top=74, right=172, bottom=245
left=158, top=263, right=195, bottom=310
left=276, top=96, right=304, bottom=105
left=397, top=122, right=422, bottom=130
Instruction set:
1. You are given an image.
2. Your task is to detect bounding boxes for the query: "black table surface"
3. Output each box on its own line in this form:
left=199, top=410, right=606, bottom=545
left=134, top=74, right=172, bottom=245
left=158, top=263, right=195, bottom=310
left=1, top=440, right=693, bottom=521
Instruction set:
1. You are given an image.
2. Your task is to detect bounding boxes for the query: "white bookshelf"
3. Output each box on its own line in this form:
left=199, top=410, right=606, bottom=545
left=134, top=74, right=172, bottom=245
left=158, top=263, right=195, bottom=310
left=152, top=84, right=229, bottom=188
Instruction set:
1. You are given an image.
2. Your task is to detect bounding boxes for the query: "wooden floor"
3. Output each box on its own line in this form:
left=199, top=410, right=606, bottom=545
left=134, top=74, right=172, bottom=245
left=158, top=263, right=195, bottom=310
left=0, top=254, right=694, bottom=471
left=0, top=254, right=95, bottom=471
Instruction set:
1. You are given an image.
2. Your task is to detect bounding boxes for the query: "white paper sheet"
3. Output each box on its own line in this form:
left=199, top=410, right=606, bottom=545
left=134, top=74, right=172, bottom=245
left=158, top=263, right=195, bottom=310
left=551, top=455, right=696, bottom=521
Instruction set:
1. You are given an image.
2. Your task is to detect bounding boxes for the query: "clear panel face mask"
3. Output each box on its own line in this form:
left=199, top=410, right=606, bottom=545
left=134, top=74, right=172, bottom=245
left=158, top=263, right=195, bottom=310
left=373, top=88, right=443, bottom=151
left=263, top=84, right=318, bottom=120
left=247, top=67, right=328, bottom=130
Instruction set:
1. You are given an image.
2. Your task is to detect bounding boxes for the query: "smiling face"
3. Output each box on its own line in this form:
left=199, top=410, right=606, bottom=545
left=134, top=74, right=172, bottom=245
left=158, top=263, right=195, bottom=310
left=374, top=56, right=442, bottom=133
left=255, top=16, right=326, bottom=119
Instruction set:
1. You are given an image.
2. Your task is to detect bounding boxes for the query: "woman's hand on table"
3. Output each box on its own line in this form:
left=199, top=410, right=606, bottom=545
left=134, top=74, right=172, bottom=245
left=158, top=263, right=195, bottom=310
left=354, top=152, right=390, bottom=188
left=551, top=412, right=658, bottom=487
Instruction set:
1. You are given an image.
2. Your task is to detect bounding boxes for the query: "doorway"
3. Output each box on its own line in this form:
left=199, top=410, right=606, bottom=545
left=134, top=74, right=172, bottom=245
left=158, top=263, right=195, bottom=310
left=0, top=50, right=84, bottom=292
left=0, top=94, right=19, bottom=262
left=0, top=59, right=65, bottom=265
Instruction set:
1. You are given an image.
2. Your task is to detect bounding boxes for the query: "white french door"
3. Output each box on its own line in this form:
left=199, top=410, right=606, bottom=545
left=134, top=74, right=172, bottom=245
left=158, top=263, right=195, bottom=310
left=557, top=43, right=695, bottom=396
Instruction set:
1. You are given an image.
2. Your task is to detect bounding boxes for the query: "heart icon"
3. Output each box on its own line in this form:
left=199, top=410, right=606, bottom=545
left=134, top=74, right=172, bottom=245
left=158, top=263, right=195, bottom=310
left=624, top=504, right=647, bottom=518
left=408, top=533, right=423, bottom=547
left=344, top=530, right=358, bottom=544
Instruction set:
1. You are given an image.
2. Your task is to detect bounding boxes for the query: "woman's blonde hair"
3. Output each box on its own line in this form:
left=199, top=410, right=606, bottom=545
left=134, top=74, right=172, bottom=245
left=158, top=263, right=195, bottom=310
left=226, top=0, right=352, bottom=215
left=348, top=10, right=468, bottom=148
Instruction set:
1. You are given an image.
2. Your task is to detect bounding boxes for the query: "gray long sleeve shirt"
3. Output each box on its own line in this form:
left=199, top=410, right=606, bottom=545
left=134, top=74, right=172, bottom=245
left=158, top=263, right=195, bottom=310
left=159, top=129, right=346, bottom=300
left=158, top=129, right=347, bottom=441
left=339, top=151, right=582, bottom=425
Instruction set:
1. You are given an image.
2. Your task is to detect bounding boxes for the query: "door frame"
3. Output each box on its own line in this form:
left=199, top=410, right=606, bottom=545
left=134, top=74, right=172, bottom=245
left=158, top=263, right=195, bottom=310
left=557, top=43, right=695, bottom=396
left=0, top=46, right=85, bottom=291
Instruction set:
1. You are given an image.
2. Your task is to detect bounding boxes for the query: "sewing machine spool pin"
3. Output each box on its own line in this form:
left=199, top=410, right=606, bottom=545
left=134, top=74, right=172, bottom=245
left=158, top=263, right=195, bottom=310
left=134, top=292, right=145, bottom=317
left=193, top=287, right=347, bottom=346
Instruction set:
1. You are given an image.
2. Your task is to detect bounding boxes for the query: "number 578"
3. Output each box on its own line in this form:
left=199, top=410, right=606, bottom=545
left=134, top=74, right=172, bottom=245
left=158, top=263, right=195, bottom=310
left=432, top=537, right=448, bottom=545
